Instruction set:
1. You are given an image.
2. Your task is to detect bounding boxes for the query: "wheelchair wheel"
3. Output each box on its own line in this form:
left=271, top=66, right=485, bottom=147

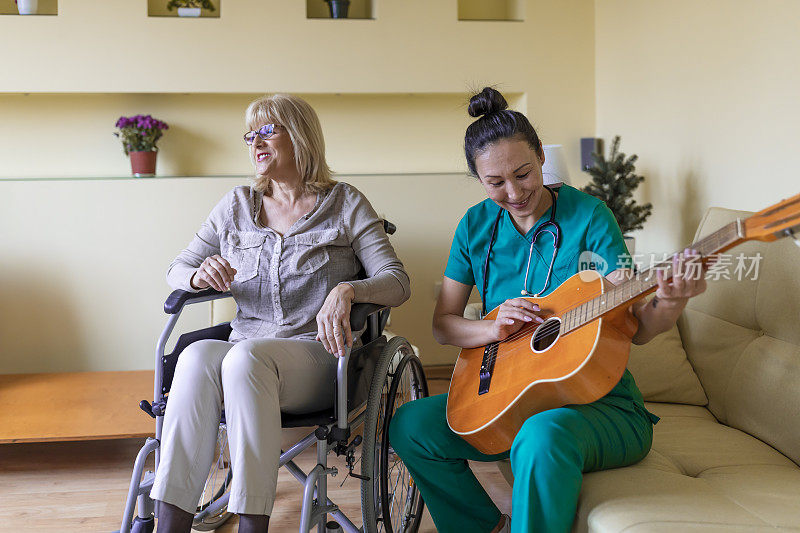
left=361, top=336, right=429, bottom=533
left=192, top=423, right=234, bottom=531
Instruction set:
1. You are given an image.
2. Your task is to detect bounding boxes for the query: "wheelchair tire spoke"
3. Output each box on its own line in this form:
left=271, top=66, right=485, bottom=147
left=361, top=337, right=428, bottom=533
left=193, top=422, right=233, bottom=530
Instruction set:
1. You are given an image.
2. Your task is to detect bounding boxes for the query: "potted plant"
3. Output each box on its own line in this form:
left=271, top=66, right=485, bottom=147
left=582, top=136, right=653, bottom=255
left=15, top=0, right=38, bottom=15
left=114, top=115, right=169, bottom=177
left=324, top=0, right=350, bottom=18
left=167, top=0, right=216, bottom=17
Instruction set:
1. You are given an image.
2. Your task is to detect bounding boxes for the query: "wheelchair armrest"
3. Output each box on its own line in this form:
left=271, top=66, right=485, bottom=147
left=350, top=303, right=386, bottom=332
left=163, top=221, right=392, bottom=315
left=164, top=288, right=232, bottom=314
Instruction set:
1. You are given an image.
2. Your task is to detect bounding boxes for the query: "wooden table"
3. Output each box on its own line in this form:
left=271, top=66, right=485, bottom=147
left=0, top=371, right=156, bottom=443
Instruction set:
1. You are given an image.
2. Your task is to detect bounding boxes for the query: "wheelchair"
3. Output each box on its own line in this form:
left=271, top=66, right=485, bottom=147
left=116, top=226, right=429, bottom=533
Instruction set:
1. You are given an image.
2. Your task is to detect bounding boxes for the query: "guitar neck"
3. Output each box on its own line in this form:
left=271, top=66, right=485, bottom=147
left=562, top=220, right=746, bottom=334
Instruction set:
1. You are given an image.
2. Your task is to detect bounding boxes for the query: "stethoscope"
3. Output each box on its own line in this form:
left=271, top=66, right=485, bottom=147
left=481, top=185, right=561, bottom=317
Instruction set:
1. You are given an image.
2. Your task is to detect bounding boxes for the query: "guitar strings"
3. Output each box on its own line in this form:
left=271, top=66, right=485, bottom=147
left=485, top=255, right=685, bottom=349
left=480, top=223, right=737, bottom=366
left=534, top=226, right=729, bottom=325
left=483, top=253, right=710, bottom=364
left=501, top=244, right=713, bottom=343
left=488, top=266, right=658, bottom=347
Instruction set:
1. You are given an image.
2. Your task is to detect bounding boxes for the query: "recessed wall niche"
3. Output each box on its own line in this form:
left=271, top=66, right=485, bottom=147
left=458, top=0, right=524, bottom=21
left=0, top=0, right=57, bottom=15
left=148, top=0, right=220, bottom=18
left=0, top=92, right=524, bottom=179
left=306, top=0, right=374, bottom=20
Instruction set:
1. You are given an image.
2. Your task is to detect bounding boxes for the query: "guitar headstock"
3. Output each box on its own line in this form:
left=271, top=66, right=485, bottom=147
left=744, top=192, right=800, bottom=242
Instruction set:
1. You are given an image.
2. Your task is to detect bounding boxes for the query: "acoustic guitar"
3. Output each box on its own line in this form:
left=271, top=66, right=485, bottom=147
left=446, top=193, right=800, bottom=454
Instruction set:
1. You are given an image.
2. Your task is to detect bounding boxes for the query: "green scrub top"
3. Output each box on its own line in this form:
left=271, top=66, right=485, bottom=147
left=444, top=184, right=659, bottom=423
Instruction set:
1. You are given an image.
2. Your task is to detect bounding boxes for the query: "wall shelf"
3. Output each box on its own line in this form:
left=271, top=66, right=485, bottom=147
left=147, top=0, right=220, bottom=18
left=0, top=171, right=467, bottom=183
left=457, top=0, right=524, bottom=22
left=0, top=0, right=57, bottom=15
left=0, top=1, right=547, bottom=93
left=0, top=92, right=516, bottom=179
left=0, top=175, right=242, bottom=182
left=306, top=0, right=374, bottom=20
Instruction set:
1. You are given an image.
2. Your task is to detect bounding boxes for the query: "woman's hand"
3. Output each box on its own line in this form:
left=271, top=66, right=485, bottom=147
left=316, top=283, right=355, bottom=357
left=654, top=248, right=708, bottom=308
left=489, top=298, right=544, bottom=343
left=632, top=248, right=708, bottom=344
left=191, top=255, right=237, bottom=292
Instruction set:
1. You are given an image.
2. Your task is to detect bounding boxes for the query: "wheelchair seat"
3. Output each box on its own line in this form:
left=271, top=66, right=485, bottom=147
left=156, top=296, right=390, bottom=430
left=119, top=287, right=428, bottom=533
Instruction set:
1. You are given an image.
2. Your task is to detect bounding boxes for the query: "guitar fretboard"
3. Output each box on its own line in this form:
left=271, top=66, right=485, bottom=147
left=561, top=220, right=742, bottom=334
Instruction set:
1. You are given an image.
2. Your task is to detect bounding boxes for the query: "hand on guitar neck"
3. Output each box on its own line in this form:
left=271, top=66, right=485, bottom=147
left=612, top=247, right=708, bottom=345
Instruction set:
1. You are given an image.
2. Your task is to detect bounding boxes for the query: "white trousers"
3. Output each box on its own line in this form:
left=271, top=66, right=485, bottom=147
left=150, top=337, right=336, bottom=515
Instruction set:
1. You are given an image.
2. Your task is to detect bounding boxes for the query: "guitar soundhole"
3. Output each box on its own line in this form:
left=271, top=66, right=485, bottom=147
left=531, top=317, right=561, bottom=353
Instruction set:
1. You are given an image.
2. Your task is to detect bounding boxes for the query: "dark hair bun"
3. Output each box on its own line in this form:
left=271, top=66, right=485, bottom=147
left=468, top=87, right=509, bottom=118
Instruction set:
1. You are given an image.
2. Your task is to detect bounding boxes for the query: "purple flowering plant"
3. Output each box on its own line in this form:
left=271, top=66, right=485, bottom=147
left=167, top=0, right=216, bottom=11
left=114, top=114, right=169, bottom=155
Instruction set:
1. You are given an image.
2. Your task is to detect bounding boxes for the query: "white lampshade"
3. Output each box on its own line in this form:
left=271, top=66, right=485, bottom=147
left=541, top=144, right=570, bottom=186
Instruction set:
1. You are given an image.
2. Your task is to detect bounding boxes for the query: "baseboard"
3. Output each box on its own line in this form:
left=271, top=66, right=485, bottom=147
left=422, top=364, right=454, bottom=381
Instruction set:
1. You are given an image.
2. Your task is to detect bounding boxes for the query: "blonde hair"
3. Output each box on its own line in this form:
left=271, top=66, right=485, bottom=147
left=245, top=94, right=336, bottom=195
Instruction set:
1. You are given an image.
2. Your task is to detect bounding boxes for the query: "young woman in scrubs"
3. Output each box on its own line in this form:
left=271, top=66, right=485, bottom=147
left=389, top=88, right=708, bottom=533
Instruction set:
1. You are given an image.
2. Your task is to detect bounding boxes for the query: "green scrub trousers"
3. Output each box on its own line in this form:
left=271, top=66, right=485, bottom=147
left=389, top=388, right=655, bottom=533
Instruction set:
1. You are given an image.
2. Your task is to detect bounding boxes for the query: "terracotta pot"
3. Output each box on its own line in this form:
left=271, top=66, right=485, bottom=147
left=129, top=151, right=157, bottom=177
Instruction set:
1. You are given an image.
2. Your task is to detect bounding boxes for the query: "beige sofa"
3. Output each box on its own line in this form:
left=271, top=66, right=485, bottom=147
left=498, top=207, right=800, bottom=532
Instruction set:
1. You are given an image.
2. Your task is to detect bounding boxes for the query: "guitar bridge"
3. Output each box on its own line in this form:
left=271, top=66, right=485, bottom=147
left=478, top=342, right=499, bottom=395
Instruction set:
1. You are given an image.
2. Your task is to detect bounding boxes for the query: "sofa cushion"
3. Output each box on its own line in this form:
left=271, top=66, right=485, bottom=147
left=725, top=335, right=800, bottom=466
left=682, top=206, right=800, bottom=466
left=643, top=402, right=794, bottom=475
left=678, top=310, right=759, bottom=423
left=628, top=323, right=707, bottom=405
left=578, top=464, right=800, bottom=533
left=574, top=402, right=800, bottom=532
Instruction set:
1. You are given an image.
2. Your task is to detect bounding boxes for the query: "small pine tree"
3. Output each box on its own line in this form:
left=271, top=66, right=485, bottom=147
left=582, top=136, right=653, bottom=235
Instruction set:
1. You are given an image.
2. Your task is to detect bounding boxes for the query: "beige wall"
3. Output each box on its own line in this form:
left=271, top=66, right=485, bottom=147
left=0, top=0, right=597, bottom=372
left=595, top=0, right=800, bottom=257
left=7, top=0, right=795, bottom=374
left=7, top=0, right=796, bottom=374
left=0, top=173, right=488, bottom=372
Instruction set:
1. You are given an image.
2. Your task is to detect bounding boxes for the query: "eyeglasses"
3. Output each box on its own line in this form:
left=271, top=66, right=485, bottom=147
left=243, top=124, right=281, bottom=145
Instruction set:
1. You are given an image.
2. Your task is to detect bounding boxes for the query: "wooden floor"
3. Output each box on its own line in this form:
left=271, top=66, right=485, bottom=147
left=0, top=377, right=512, bottom=532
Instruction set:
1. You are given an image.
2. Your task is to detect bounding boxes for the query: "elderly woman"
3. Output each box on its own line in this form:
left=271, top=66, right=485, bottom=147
left=150, top=94, right=410, bottom=533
